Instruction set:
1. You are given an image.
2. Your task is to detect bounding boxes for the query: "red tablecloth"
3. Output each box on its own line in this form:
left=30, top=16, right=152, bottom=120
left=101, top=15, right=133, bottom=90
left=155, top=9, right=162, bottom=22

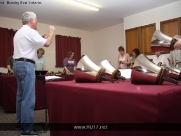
left=0, top=75, right=74, bottom=112
left=61, top=74, right=74, bottom=81
left=0, top=76, right=46, bottom=112
left=45, top=80, right=181, bottom=136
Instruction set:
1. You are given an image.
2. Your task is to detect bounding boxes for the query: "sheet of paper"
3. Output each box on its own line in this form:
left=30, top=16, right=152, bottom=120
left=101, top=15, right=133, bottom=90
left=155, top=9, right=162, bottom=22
left=45, top=76, right=62, bottom=81
left=118, top=69, right=132, bottom=79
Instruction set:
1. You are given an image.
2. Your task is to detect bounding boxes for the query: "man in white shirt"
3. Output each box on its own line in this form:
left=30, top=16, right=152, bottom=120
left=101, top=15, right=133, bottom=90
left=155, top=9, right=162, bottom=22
left=13, top=11, right=55, bottom=136
left=152, top=51, right=169, bottom=66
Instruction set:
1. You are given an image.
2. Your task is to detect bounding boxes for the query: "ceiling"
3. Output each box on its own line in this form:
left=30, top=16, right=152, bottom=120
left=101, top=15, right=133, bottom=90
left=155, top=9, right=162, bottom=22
left=0, top=0, right=179, bottom=31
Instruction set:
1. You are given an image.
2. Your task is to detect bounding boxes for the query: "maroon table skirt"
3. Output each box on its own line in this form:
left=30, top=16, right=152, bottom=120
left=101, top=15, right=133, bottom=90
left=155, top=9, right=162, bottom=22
left=45, top=80, right=181, bottom=136
left=0, top=76, right=46, bottom=112
left=0, top=74, right=74, bottom=112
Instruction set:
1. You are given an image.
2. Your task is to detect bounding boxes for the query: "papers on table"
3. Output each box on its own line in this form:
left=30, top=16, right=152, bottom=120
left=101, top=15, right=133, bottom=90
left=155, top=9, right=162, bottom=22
left=118, top=69, right=132, bottom=79
left=45, top=76, right=62, bottom=81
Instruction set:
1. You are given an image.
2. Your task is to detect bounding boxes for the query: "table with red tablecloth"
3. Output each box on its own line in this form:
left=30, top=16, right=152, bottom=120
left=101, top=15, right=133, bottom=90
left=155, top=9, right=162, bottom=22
left=0, top=74, right=74, bottom=112
left=45, top=80, right=181, bottom=136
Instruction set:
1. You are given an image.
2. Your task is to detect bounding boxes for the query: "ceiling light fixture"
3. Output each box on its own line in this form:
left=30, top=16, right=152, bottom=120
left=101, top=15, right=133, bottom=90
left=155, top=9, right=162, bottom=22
left=63, top=0, right=99, bottom=11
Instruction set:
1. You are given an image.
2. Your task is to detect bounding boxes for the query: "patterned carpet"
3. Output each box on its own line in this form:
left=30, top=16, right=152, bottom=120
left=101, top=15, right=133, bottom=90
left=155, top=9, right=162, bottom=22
left=0, top=106, right=50, bottom=136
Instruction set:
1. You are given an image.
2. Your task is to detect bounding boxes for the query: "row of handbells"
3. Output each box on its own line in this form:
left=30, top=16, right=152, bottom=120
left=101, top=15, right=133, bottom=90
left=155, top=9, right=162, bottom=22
left=74, top=30, right=181, bottom=85
left=74, top=54, right=180, bottom=85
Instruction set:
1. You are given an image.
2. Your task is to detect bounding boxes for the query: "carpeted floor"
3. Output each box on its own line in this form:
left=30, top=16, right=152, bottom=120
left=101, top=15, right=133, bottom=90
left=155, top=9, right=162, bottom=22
left=0, top=106, right=50, bottom=136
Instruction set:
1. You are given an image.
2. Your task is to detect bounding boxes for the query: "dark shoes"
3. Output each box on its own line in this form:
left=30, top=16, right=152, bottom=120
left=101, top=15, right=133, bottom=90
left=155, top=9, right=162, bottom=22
left=17, top=123, right=43, bottom=136
left=20, top=130, right=42, bottom=136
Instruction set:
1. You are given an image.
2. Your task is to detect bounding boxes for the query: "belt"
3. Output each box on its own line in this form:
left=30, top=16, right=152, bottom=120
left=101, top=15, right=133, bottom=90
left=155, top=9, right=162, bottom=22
left=15, top=58, right=35, bottom=64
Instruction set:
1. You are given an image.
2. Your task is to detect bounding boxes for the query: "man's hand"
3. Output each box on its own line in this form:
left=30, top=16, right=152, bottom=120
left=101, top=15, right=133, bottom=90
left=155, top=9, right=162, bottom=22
left=44, top=25, right=55, bottom=47
left=48, top=25, right=55, bottom=36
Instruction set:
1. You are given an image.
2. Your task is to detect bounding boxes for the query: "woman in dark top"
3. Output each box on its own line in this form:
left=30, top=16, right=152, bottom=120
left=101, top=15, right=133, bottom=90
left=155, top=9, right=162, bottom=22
left=130, top=48, right=141, bottom=68
left=63, top=51, right=76, bottom=73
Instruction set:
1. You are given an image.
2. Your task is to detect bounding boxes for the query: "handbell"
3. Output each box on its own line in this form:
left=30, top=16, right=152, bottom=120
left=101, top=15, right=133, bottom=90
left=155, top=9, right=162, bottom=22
left=78, top=55, right=101, bottom=72
left=133, top=54, right=162, bottom=74
left=151, top=30, right=178, bottom=52
left=99, top=60, right=126, bottom=80
left=162, top=63, right=181, bottom=80
left=74, top=68, right=106, bottom=83
left=77, top=55, right=114, bottom=83
left=132, top=54, right=179, bottom=85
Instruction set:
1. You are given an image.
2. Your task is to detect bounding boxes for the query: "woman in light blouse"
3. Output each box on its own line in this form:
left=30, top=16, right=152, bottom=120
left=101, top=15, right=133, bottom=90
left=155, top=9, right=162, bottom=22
left=117, top=46, right=130, bottom=69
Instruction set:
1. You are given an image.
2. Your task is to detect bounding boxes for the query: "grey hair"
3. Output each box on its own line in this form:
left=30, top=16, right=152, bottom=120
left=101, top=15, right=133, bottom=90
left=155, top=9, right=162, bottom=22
left=22, top=11, right=36, bottom=25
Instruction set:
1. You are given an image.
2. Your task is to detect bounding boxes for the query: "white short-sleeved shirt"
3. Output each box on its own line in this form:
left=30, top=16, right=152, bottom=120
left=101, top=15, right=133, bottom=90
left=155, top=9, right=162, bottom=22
left=13, top=25, right=46, bottom=61
left=152, top=54, right=169, bottom=66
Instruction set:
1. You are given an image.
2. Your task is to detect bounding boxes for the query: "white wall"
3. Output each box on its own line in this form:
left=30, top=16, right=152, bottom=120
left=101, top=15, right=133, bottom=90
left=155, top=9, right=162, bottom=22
left=0, top=16, right=94, bottom=73
left=92, top=23, right=124, bottom=67
left=124, top=0, right=181, bottom=59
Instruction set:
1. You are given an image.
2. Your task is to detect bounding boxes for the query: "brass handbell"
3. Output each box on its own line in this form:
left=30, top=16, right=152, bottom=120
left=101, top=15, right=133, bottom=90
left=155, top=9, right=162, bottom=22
left=99, top=60, right=126, bottom=80
left=151, top=30, right=172, bottom=52
left=132, top=54, right=179, bottom=85
left=151, top=30, right=179, bottom=52
left=162, top=63, right=181, bottom=80
left=77, top=55, right=115, bottom=83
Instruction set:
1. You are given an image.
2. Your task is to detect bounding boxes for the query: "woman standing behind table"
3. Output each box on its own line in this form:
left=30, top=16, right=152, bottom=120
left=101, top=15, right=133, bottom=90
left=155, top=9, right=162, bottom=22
left=117, top=46, right=131, bottom=69
left=35, top=48, right=46, bottom=70
left=63, top=51, right=76, bottom=74
left=130, top=48, right=141, bottom=68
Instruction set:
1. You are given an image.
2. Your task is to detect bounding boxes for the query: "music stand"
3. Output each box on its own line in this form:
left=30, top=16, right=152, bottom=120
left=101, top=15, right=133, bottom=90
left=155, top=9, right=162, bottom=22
left=35, top=70, right=48, bottom=75
left=35, top=73, right=65, bottom=131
